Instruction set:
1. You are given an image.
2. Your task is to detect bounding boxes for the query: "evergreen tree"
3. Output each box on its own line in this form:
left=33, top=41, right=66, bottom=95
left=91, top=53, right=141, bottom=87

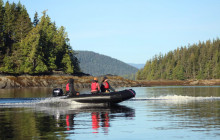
left=36, top=11, right=56, bottom=71
left=14, top=4, right=32, bottom=42
left=172, top=62, right=185, bottom=80
left=70, top=52, right=80, bottom=73
left=33, top=12, right=39, bottom=27
left=61, top=52, right=74, bottom=74
left=20, top=27, right=45, bottom=73
left=0, top=0, right=4, bottom=58
left=3, top=1, right=15, bottom=55
left=53, top=26, right=68, bottom=69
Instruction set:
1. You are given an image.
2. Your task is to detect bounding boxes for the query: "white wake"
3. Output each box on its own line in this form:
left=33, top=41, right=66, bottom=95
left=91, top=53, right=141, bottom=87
left=133, top=95, right=220, bottom=104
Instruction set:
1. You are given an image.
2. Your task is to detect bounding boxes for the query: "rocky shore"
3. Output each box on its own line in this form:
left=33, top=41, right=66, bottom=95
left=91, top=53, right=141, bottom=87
left=0, top=75, right=220, bottom=89
left=0, top=75, right=144, bottom=89
left=139, top=79, right=220, bottom=86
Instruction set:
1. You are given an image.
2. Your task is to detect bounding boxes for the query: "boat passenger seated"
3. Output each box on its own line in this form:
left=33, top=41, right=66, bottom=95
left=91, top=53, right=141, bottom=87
left=100, top=76, right=116, bottom=93
left=91, top=77, right=100, bottom=94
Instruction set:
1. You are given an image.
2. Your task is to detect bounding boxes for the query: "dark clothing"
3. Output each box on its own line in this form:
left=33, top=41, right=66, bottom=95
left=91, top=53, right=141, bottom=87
left=100, top=83, right=106, bottom=92
left=66, top=78, right=77, bottom=96
left=91, top=91, right=100, bottom=94
left=101, top=81, right=115, bottom=92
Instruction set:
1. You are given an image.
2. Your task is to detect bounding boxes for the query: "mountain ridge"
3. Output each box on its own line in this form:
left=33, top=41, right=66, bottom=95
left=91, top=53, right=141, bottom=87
left=75, top=51, right=138, bottom=76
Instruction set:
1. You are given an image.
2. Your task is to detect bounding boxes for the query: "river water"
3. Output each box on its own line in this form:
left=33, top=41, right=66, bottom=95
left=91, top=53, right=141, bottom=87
left=0, top=86, right=220, bottom=140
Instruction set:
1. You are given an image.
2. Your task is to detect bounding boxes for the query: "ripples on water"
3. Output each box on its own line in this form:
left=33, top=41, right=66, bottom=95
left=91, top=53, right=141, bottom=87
left=0, top=86, right=220, bottom=140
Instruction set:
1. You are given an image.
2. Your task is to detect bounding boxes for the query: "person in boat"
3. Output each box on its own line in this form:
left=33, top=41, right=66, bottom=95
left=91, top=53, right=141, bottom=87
left=100, top=76, right=116, bottom=93
left=91, top=77, right=100, bottom=94
left=66, top=78, right=79, bottom=96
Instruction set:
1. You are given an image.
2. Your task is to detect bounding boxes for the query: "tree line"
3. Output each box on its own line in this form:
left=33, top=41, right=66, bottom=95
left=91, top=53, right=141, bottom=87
left=136, top=38, right=220, bottom=80
left=0, top=1, right=80, bottom=75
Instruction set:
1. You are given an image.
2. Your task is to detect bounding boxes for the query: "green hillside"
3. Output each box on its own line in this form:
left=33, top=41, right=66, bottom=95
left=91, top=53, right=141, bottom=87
left=137, top=38, right=220, bottom=80
left=75, top=51, right=138, bottom=76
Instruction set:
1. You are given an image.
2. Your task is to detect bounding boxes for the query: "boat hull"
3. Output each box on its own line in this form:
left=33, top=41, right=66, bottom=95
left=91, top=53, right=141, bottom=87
left=66, top=89, right=136, bottom=104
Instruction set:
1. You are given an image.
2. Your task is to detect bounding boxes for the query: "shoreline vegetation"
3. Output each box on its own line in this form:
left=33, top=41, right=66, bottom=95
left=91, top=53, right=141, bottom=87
left=137, top=39, right=220, bottom=81
left=0, top=1, right=219, bottom=89
left=0, top=75, right=220, bottom=89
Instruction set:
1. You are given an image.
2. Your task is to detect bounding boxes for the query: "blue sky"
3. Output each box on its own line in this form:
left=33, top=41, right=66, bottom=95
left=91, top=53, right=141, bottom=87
left=3, top=0, right=220, bottom=64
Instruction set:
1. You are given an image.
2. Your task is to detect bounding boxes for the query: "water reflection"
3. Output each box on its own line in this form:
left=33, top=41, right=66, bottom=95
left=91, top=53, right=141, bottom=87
left=36, top=104, right=135, bottom=135
left=66, top=114, right=75, bottom=131
left=91, top=112, right=109, bottom=133
left=1, top=86, right=220, bottom=139
left=0, top=88, right=53, bottom=98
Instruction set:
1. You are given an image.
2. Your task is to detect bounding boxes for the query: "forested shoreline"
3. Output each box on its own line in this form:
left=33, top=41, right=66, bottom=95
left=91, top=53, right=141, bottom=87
left=137, top=38, right=220, bottom=80
left=0, top=1, right=80, bottom=75
left=1, top=1, right=220, bottom=82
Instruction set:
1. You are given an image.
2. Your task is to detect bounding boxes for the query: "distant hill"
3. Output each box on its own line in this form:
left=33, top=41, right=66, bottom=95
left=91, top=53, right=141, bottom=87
left=128, top=63, right=145, bottom=69
left=75, top=51, right=138, bottom=76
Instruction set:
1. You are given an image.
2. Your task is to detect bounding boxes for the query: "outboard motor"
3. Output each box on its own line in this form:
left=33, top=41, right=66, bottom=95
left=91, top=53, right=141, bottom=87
left=52, top=88, right=64, bottom=97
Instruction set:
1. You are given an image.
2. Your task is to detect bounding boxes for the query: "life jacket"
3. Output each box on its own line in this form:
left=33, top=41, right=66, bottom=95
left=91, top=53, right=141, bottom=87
left=66, top=83, right=69, bottom=91
left=91, top=82, right=98, bottom=91
left=103, top=81, right=109, bottom=89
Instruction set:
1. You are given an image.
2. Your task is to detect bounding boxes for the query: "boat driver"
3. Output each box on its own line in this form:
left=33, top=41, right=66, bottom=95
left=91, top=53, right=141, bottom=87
left=66, top=78, right=79, bottom=96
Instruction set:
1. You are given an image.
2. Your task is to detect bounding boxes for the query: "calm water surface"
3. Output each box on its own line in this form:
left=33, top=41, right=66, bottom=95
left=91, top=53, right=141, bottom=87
left=0, top=86, right=220, bottom=140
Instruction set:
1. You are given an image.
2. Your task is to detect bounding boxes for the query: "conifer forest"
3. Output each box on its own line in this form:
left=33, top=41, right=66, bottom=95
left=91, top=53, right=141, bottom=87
left=0, top=1, right=219, bottom=80
left=0, top=1, right=80, bottom=75
left=137, top=39, right=220, bottom=80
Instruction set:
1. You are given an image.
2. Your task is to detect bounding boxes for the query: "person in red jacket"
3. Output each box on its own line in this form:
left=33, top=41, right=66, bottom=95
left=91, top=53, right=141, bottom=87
left=100, top=76, right=115, bottom=93
left=66, top=78, right=79, bottom=96
left=91, top=77, right=100, bottom=94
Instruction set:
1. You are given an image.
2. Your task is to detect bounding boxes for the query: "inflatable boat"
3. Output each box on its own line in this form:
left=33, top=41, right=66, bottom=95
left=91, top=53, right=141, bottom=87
left=52, top=88, right=136, bottom=104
